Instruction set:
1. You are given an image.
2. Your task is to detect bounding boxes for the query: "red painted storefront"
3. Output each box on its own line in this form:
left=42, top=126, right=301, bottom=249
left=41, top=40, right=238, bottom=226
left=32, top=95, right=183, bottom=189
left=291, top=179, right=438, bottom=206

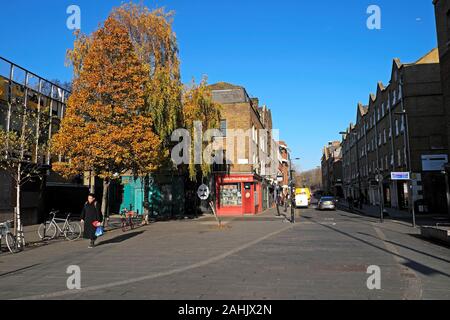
left=215, top=174, right=263, bottom=216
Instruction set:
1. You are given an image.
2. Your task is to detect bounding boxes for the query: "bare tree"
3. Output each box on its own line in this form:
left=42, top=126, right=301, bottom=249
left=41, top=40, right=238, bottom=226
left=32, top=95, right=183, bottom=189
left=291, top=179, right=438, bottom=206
left=0, top=100, right=49, bottom=250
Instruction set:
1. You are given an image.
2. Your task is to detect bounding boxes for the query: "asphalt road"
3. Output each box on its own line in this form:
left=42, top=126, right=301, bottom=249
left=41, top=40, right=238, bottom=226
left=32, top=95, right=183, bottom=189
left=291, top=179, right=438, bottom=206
left=0, top=207, right=449, bottom=300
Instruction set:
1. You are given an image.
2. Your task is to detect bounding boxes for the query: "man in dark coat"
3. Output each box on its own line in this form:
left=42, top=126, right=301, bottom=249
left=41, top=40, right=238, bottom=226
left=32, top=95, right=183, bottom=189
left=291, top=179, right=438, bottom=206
left=81, top=193, right=103, bottom=248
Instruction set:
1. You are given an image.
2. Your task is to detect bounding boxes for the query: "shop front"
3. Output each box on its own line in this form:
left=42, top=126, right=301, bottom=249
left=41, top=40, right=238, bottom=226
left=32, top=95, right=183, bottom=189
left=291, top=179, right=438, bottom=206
left=215, top=174, right=263, bottom=216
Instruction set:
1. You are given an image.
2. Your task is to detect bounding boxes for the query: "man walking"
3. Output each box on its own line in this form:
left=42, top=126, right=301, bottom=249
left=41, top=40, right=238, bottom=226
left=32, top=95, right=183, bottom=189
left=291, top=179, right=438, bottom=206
left=81, top=193, right=103, bottom=248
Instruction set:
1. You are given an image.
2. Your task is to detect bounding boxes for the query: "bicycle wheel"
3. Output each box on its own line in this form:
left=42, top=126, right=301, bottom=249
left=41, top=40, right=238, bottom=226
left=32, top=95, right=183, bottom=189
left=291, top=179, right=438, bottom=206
left=5, top=233, right=21, bottom=254
left=64, top=222, right=82, bottom=241
left=129, top=217, right=134, bottom=230
left=38, top=222, right=57, bottom=240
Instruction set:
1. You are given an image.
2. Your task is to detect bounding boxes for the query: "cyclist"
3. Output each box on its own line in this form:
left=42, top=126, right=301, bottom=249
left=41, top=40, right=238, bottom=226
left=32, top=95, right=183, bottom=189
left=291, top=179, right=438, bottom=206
left=81, top=193, right=103, bottom=248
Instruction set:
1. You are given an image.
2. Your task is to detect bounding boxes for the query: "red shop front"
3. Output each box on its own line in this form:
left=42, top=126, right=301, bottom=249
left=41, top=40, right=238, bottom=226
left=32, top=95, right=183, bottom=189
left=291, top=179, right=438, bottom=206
left=215, top=174, right=263, bottom=216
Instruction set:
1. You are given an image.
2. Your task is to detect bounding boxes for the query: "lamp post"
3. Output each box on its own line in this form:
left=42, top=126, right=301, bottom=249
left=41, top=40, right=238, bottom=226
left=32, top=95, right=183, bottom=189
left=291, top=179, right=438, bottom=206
left=395, top=109, right=416, bottom=227
left=289, top=156, right=301, bottom=223
left=442, top=169, right=450, bottom=217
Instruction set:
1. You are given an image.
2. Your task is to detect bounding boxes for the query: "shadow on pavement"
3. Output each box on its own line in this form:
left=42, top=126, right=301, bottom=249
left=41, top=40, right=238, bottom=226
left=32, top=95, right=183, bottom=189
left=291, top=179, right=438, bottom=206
left=357, top=232, right=450, bottom=263
left=303, top=215, right=450, bottom=278
left=0, top=263, right=41, bottom=278
left=97, top=231, right=145, bottom=247
left=409, top=233, right=450, bottom=250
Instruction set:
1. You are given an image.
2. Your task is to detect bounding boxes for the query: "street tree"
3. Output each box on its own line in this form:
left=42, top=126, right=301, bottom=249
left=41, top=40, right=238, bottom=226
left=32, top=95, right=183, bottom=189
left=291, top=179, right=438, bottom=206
left=52, top=16, right=162, bottom=220
left=111, top=2, right=183, bottom=148
left=0, top=100, right=50, bottom=249
left=111, top=2, right=184, bottom=220
left=182, top=78, right=222, bottom=181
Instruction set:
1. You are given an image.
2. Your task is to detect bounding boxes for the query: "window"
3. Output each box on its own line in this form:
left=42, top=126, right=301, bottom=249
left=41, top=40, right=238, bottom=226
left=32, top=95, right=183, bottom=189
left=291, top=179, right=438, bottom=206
left=385, top=155, right=388, bottom=169
left=397, top=149, right=401, bottom=165
left=395, top=119, right=399, bottom=136
left=381, top=103, right=385, bottom=117
left=393, top=90, right=397, bottom=105
left=220, top=184, right=242, bottom=206
left=383, top=129, right=386, bottom=144
left=220, top=120, right=227, bottom=137
left=378, top=133, right=382, bottom=146
left=401, top=116, right=405, bottom=133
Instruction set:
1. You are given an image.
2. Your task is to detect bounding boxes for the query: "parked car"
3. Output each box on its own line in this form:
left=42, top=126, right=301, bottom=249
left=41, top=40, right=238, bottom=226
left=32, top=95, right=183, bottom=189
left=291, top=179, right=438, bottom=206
left=295, top=193, right=309, bottom=208
left=317, top=196, right=337, bottom=211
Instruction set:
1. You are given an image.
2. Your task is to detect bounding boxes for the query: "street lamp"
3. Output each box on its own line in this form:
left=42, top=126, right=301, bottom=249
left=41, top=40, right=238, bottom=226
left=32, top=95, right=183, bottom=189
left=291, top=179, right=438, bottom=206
left=394, top=109, right=416, bottom=228
left=289, top=157, right=301, bottom=224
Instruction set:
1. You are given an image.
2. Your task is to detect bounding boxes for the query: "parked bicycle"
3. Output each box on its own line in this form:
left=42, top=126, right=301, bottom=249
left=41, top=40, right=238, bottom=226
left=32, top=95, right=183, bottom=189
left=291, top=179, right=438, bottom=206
left=38, top=210, right=82, bottom=241
left=120, top=209, right=135, bottom=232
left=0, top=220, right=21, bottom=254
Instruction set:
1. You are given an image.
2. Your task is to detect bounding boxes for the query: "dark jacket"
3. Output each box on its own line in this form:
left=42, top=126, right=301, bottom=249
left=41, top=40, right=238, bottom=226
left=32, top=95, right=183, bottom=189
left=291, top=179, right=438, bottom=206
left=81, top=201, right=103, bottom=240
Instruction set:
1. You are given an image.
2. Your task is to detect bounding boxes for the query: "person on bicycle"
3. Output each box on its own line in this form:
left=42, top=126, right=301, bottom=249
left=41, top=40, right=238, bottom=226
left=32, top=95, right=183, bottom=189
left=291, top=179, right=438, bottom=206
left=80, top=193, right=103, bottom=248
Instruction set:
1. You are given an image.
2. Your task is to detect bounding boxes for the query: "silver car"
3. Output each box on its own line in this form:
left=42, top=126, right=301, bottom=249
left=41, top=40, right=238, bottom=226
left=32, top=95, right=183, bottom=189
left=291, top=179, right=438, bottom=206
left=318, top=196, right=336, bottom=211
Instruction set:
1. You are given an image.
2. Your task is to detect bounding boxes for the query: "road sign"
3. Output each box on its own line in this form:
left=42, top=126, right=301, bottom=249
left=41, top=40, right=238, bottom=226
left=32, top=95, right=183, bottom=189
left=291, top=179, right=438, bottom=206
left=391, top=172, right=410, bottom=181
left=197, top=184, right=210, bottom=200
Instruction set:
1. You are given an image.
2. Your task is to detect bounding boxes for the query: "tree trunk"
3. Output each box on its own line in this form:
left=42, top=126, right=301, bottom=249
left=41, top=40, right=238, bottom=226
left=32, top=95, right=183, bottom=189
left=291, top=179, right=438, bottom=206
left=143, top=174, right=150, bottom=225
left=101, top=178, right=110, bottom=227
left=15, top=163, right=24, bottom=249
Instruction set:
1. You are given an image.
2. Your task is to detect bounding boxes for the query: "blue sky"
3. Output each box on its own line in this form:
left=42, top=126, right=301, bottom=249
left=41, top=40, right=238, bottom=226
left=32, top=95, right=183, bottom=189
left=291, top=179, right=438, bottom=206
left=0, top=0, right=438, bottom=170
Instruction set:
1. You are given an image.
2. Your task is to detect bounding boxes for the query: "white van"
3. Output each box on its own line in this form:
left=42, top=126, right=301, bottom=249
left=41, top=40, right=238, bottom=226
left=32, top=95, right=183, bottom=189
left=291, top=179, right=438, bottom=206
left=295, top=194, right=309, bottom=208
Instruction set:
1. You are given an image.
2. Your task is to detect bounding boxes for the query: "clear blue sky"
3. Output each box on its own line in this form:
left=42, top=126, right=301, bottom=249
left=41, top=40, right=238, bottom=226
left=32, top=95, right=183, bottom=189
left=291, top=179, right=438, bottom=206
left=0, top=0, right=438, bottom=171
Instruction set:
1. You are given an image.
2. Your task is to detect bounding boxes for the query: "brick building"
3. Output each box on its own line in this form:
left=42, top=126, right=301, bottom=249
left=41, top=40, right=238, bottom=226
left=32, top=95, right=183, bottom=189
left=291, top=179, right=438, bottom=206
left=434, top=0, right=450, bottom=214
left=340, top=49, right=448, bottom=213
left=210, top=82, right=279, bottom=216
left=321, top=141, right=343, bottom=197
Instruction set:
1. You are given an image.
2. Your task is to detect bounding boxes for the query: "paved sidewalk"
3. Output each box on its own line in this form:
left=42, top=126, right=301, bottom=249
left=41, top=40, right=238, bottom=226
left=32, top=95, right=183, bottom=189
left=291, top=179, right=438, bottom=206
left=1, top=207, right=449, bottom=300
left=337, top=200, right=450, bottom=227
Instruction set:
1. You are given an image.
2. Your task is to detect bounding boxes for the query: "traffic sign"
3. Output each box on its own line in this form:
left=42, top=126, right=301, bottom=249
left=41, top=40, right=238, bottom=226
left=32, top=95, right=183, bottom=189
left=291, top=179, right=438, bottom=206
left=391, top=172, right=410, bottom=181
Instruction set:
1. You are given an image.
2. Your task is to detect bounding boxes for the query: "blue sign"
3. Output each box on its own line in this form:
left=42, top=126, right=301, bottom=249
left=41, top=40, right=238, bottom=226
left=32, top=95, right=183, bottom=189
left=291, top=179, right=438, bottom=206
left=391, top=172, right=410, bottom=181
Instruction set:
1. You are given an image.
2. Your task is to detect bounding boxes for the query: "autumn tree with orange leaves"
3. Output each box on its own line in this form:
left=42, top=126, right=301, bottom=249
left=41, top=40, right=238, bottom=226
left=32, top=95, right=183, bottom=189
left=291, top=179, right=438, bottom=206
left=52, top=16, right=162, bottom=219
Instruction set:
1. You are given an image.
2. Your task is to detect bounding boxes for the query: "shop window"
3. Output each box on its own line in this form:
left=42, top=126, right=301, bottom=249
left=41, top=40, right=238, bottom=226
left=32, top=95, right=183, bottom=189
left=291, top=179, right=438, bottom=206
left=220, top=183, right=242, bottom=206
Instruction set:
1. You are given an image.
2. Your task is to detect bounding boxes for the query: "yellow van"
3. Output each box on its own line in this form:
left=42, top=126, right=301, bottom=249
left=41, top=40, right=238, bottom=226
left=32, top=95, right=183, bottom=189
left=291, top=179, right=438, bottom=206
left=295, top=188, right=311, bottom=201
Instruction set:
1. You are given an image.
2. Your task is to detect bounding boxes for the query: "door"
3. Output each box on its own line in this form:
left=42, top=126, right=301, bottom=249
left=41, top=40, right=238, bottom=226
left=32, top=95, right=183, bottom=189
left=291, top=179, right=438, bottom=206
left=243, top=182, right=253, bottom=214
left=134, top=188, right=144, bottom=215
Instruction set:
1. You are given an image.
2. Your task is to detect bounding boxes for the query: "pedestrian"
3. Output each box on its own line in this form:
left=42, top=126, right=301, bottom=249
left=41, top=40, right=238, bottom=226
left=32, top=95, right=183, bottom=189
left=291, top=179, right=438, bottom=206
left=81, top=193, right=103, bottom=248
left=348, top=195, right=354, bottom=212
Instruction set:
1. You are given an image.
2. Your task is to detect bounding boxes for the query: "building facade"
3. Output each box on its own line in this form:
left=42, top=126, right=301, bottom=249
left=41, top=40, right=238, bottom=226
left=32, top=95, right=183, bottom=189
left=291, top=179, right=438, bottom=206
left=340, top=49, right=448, bottom=213
left=321, top=141, right=343, bottom=197
left=0, top=57, right=86, bottom=225
left=210, top=82, right=279, bottom=216
left=434, top=0, right=450, bottom=214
